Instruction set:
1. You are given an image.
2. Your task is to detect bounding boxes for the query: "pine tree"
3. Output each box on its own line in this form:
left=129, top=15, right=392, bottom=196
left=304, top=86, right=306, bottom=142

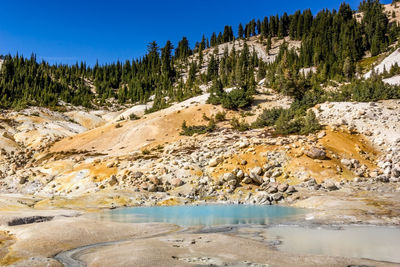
left=210, top=32, right=217, bottom=47
left=266, top=35, right=272, bottom=54
left=238, top=24, right=244, bottom=39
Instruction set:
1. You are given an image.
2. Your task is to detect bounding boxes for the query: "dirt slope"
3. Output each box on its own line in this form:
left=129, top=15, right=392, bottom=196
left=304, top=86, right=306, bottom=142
left=51, top=94, right=223, bottom=156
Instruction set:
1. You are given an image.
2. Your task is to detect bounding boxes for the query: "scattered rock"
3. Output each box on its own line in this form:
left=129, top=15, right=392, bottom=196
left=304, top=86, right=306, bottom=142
left=19, top=176, right=28, bottom=184
left=209, top=157, right=221, bottom=167
left=323, top=180, right=338, bottom=191
left=251, top=167, right=263, bottom=176
left=278, top=183, right=289, bottom=192
left=305, top=147, right=327, bottom=160
left=223, top=173, right=236, bottom=182
left=236, top=170, right=244, bottom=179
left=148, top=184, right=157, bottom=192
left=242, top=177, right=252, bottom=184
left=149, top=175, right=161, bottom=185
left=108, top=175, right=118, bottom=186
left=317, top=131, right=326, bottom=139
left=238, top=141, right=249, bottom=148
left=132, top=171, right=144, bottom=179
left=287, top=185, right=297, bottom=194
left=272, top=192, right=283, bottom=201
left=171, top=178, right=184, bottom=187
left=341, top=158, right=352, bottom=169
left=267, top=186, right=278, bottom=194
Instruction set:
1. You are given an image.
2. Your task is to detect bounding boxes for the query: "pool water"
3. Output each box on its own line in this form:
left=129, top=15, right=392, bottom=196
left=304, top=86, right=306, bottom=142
left=263, top=225, right=400, bottom=263
left=96, top=205, right=308, bottom=226
left=92, top=205, right=400, bottom=263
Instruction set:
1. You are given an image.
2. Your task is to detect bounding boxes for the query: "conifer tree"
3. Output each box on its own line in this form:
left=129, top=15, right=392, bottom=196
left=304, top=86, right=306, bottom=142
left=238, top=24, right=244, bottom=39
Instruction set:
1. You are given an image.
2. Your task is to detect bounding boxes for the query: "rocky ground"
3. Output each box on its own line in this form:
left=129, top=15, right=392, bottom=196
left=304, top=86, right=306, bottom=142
left=1, top=209, right=398, bottom=267
left=0, top=95, right=399, bottom=216
left=0, top=90, right=399, bottom=265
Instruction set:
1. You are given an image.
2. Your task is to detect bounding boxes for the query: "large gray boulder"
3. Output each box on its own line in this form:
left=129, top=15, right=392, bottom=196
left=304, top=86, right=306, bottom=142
left=209, top=157, right=221, bottom=167
left=223, top=172, right=236, bottom=182
left=305, top=147, right=327, bottom=160
left=392, top=165, right=400, bottom=178
left=341, top=159, right=352, bottom=169
left=250, top=167, right=263, bottom=184
left=278, top=183, right=289, bottom=192
left=132, top=171, right=144, bottom=179
left=171, top=178, right=184, bottom=187
left=323, top=180, right=338, bottom=191
left=108, top=175, right=118, bottom=186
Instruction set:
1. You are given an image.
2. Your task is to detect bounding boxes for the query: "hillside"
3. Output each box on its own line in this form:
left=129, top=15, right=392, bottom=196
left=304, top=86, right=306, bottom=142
left=0, top=0, right=398, bottom=212
left=1, top=1, right=400, bottom=265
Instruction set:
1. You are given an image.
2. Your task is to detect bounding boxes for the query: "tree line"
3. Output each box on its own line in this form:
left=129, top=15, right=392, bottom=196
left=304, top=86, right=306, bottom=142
left=0, top=0, right=398, bottom=111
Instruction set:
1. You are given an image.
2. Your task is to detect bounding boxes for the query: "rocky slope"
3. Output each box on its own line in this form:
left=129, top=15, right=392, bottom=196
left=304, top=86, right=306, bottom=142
left=0, top=86, right=399, bottom=225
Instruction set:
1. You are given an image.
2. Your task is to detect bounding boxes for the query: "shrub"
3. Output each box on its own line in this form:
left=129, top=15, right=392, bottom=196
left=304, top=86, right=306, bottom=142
left=215, top=111, right=226, bottom=122
left=208, top=88, right=253, bottom=110
left=230, top=117, right=250, bottom=132
left=207, top=94, right=222, bottom=105
left=252, top=108, right=284, bottom=128
left=240, top=111, right=254, bottom=117
left=336, top=78, right=400, bottom=102
left=221, top=89, right=253, bottom=110
left=300, top=110, right=322, bottom=135
left=274, top=110, right=302, bottom=135
left=202, top=113, right=210, bottom=121
left=129, top=113, right=139, bottom=120
left=180, top=119, right=216, bottom=136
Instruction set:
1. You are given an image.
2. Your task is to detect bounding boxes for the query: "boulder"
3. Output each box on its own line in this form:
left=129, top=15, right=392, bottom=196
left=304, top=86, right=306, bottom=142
left=236, top=170, right=244, bottom=179
left=242, top=177, right=252, bottom=184
left=272, top=192, right=283, bottom=201
left=108, top=175, right=118, bottom=186
left=132, top=171, right=144, bottom=179
left=171, top=178, right=184, bottom=187
left=278, top=183, right=289, bottom=192
left=305, top=147, right=327, bottom=160
left=148, top=184, right=157, bottom=192
left=106, top=162, right=115, bottom=168
left=267, top=185, right=278, bottom=194
left=251, top=167, right=263, bottom=176
left=376, top=176, right=389, bottom=183
left=227, top=179, right=237, bottom=186
left=271, top=169, right=282, bottom=178
left=341, top=158, right=352, bottom=169
left=238, top=141, right=249, bottom=148
left=19, top=176, right=28, bottom=185
left=249, top=172, right=263, bottom=184
left=323, top=180, right=338, bottom=191
left=140, top=182, right=149, bottom=191
left=317, top=131, right=326, bottom=139
left=209, top=157, right=221, bottom=167
left=304, top=178, right=317, bottom=186
left=223, top=172, right=236, bottom=182
left=287, top=185, right=297, bottom=194
left=148, top=175, right=161, bottom=185
left=250, top=167, right=264, bottom=184
left=392, top=166, right=400, bottom=178
left=254, top=192, right=270, bottom=205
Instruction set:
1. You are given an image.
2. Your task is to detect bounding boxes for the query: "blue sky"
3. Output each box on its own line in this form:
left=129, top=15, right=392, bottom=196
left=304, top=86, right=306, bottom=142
left=0, top=0, right=391, bottom=65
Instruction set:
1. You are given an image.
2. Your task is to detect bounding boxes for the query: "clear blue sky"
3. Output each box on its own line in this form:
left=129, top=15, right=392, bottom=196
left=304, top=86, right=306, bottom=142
left=0, top=0, right=391, bottom=66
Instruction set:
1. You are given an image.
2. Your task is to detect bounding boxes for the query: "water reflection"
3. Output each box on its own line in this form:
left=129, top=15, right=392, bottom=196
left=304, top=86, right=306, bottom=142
left=90, top=205, right=400, bottom=263
left=95, top=205, right=308, bottom=226
left=264, top=225, right=400, bottom=263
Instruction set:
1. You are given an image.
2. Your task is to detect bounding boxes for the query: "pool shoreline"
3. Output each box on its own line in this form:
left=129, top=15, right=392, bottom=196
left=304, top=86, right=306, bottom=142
left=1, top=204, right=400, bottom=267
